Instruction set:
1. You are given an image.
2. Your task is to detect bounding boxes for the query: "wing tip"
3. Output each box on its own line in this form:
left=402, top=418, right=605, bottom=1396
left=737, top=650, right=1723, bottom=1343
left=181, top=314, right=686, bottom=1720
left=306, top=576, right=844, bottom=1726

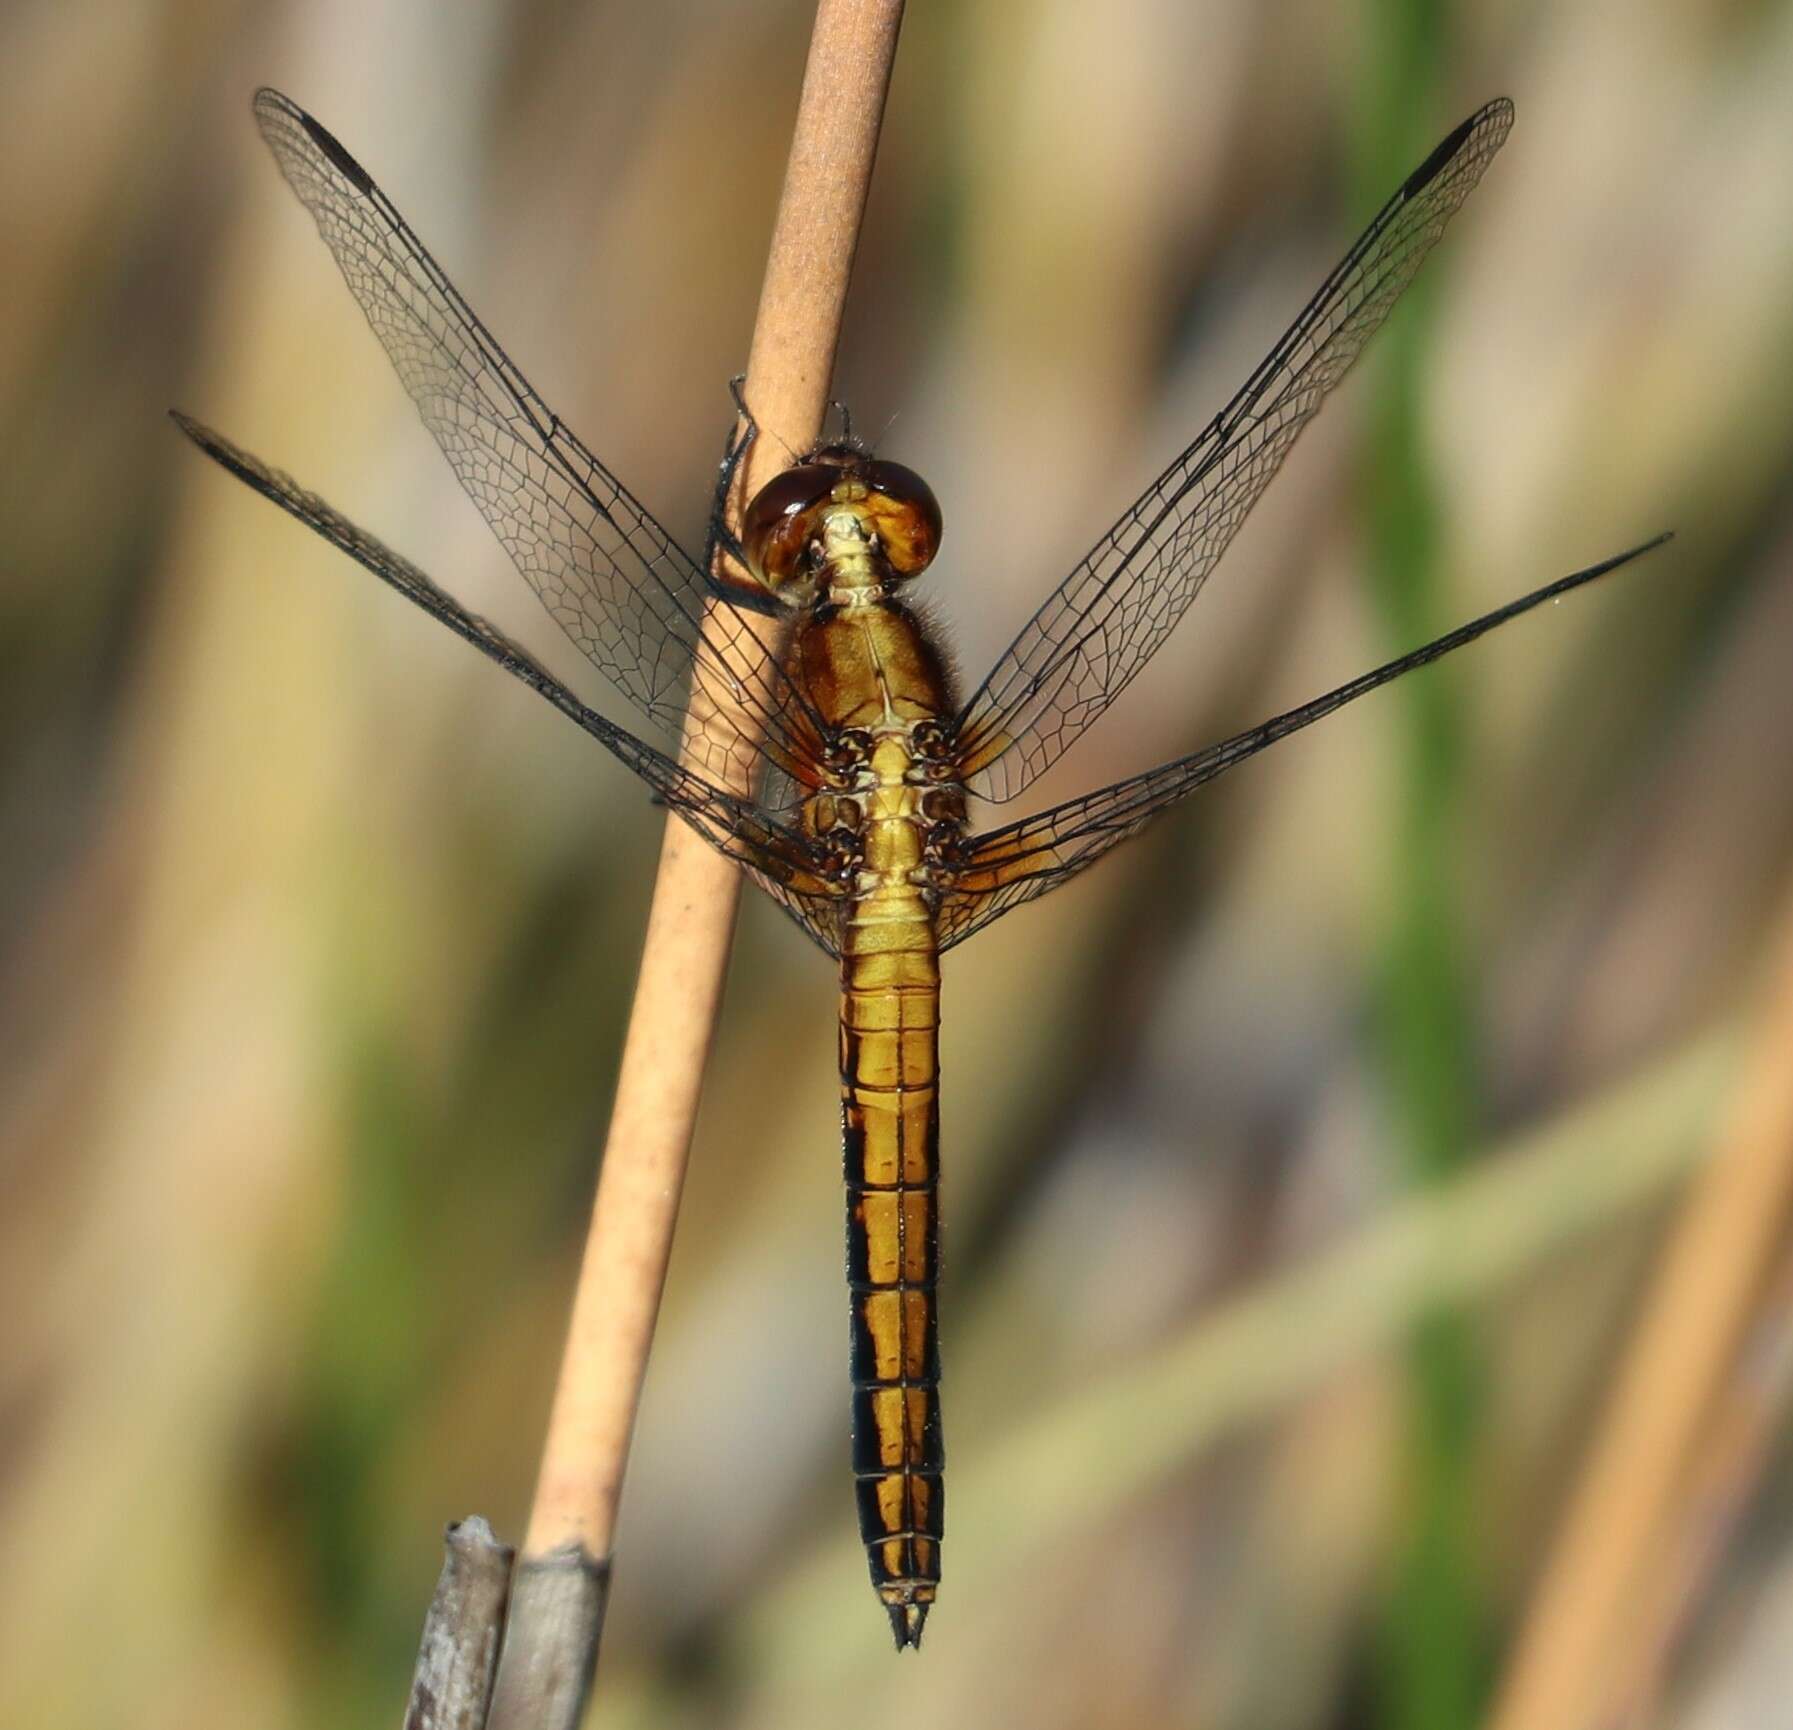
left=168, top=405, right=225, bottom=463
left=168, top=409, right=275, bottom=498
left=252, top=85, right=374, bottom=194
left=1401, top=95, right=1516, bottom=200
left=1602, top=527, right=1676, bottom=573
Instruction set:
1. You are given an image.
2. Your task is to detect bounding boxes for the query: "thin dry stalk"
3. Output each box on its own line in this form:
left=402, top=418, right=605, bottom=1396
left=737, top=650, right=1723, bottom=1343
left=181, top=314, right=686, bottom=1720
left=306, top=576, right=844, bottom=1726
left=486, top=5, right=907, bottom=1720
left=1486, top=888, right=1793, bottom=1730
left=1605, top=1238, right=1793, bottom=1724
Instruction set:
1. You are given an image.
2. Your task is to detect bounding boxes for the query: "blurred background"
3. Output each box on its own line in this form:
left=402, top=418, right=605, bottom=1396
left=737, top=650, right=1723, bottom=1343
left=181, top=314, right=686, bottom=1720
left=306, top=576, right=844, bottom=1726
left=4, top=0, right=1792, bottom=1725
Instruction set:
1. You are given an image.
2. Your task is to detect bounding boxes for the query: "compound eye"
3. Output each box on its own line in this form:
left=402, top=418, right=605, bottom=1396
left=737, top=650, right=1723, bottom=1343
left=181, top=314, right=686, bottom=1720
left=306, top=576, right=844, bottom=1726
left=740, top=463, right=840, bottom=588
left=859, top=460, right=942, bottom=576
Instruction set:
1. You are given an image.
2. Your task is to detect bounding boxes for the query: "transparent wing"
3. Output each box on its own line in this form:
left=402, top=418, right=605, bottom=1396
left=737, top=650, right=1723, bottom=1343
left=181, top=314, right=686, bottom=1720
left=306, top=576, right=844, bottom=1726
left=954, top=98, right=1515, bottom=804
left=935, top=534, right=1669, bottom=952
left=172, top=412, right=846, bottom=956
left=250, top=87, right=818, bottom=790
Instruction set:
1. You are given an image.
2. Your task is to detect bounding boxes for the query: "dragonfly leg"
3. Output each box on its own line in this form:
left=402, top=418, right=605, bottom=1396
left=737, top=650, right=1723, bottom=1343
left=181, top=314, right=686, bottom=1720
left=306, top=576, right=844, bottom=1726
left=703, top=375, right=777, bottom=608
left=827, top=394, right=856, bottom=448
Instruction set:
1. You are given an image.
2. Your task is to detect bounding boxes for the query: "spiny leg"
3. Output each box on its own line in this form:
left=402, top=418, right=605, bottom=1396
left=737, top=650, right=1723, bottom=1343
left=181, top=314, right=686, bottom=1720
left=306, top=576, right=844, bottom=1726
left=703, top=374, right=762, bottom=597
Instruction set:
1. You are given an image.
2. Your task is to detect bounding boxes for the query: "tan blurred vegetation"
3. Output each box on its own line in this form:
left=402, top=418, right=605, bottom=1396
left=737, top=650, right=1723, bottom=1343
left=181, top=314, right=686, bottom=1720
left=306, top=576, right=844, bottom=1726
left=4, top=2, right=1793, bottom=1726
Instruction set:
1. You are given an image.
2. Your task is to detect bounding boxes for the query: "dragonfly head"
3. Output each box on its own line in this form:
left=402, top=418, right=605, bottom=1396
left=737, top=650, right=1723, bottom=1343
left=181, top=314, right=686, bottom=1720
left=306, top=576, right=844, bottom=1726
left=739, top=447, right=942, bottom=601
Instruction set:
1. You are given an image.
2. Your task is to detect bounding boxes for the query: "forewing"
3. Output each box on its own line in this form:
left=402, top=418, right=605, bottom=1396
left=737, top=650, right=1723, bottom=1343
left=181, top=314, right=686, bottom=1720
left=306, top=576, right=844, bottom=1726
left=251, top=88, right=815, bottom=789
left=173, top=411, right=845, bottom=956
left=954, top=99, right=1514, bottom=804
left=936, top=531, right=1668, bottom=951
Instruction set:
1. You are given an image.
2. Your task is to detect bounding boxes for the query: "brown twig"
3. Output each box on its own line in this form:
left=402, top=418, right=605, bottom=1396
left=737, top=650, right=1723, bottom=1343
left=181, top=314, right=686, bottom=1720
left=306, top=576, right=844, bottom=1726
left=1485, top=887, right=1793, bottom=1730
left=485, top=6, right=907, bottom=1722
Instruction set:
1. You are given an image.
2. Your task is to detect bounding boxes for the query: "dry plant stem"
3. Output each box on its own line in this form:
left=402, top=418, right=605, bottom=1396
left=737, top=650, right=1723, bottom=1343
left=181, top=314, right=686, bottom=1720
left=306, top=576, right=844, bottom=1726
left=513, top=0, right=906, bottom=1609
left=483, top=1548, right=608, bottom=1730
left=1606, top=1238, right=1793, bottom=1724
left=402, top=1518, right=513, bottom=1730
left=1486, top=892, right=1793, bottom=1730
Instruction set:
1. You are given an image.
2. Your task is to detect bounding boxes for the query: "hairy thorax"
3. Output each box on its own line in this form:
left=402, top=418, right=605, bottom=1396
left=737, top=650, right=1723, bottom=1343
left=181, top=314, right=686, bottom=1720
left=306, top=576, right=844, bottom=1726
left=786, top=573, right=967, bottom=909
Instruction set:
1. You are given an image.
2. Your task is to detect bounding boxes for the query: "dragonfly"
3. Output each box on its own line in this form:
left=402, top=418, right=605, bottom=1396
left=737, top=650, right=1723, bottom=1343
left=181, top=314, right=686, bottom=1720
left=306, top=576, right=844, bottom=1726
left=174, top=88, right=1666, bottom=1649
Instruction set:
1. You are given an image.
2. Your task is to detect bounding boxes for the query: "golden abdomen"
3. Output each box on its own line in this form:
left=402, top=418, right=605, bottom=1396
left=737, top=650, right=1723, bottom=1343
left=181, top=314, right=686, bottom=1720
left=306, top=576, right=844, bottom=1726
left=840, top=893, right=943, bottom=1647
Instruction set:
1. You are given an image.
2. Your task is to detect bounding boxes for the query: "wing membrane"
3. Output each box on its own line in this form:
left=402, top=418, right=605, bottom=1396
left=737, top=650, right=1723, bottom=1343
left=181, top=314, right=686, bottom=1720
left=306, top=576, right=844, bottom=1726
left=954, top=99, right=1515, bottom=803
left=250, top=87, right=816, bottom=790
left=936, top=533, right=1669, bottom=951
left=173, top=411, right=845, bottom=955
